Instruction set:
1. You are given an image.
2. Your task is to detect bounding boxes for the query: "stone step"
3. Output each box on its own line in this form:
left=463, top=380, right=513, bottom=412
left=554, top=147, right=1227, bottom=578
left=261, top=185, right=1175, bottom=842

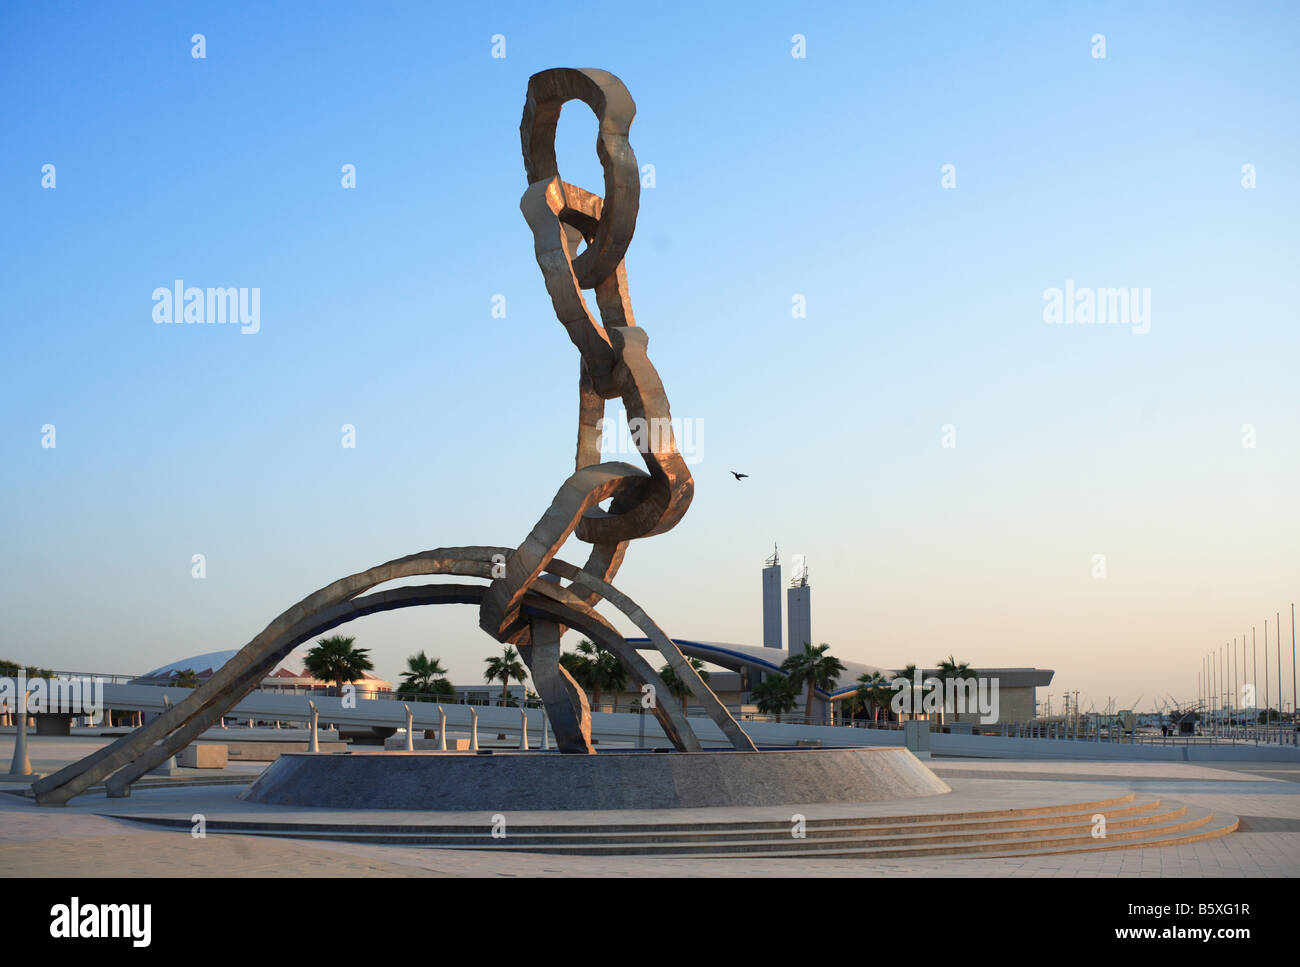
left=152, top=804, right=1189, bottom=851
left=981, top=811, right=1240, bottom=858
left=112, top=796, right=1231, bottom=858
left=659, top=806, right=1236, bottom=859
left=390, top=805, right=1200, bottom=854
left=17, top=775, right=256, bottom=798
left=110, top=792, right=1142, bottom=837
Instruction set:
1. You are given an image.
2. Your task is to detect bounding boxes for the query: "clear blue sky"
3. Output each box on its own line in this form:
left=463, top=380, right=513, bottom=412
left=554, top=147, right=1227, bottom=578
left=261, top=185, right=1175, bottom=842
left=2, top=1, right=1297, bottom=715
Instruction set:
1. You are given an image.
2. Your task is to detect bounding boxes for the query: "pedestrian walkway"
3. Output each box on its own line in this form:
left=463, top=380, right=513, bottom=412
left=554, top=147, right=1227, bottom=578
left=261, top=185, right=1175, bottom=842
left=1, top=738, right=1296, bottom=877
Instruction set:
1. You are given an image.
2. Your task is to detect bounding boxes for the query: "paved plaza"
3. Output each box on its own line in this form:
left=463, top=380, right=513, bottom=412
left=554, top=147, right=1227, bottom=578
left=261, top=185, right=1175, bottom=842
left=1, top=735, right=1296, bottom=877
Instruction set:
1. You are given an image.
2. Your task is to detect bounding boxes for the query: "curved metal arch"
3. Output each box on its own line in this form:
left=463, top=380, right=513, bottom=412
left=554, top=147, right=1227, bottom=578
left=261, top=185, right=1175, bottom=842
left=104, top=577, right=712, bottom=795
left=38, top=544, right=750, bottom=804
left=35, top=547, right=505, bottom=804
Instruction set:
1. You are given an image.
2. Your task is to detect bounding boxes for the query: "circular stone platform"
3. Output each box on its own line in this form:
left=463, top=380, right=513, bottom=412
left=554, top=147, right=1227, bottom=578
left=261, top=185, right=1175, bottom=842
left=240, top=748, right=951, bottom=811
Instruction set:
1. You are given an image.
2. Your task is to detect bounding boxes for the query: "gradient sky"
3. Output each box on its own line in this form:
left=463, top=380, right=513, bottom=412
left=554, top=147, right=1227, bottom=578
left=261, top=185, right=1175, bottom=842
left=2, top=1, right=1297, bottom=716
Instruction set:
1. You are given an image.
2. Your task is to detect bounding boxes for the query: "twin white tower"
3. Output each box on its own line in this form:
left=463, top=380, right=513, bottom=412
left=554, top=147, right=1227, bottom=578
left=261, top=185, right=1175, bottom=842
left=761, top=545, right=811, bottom=659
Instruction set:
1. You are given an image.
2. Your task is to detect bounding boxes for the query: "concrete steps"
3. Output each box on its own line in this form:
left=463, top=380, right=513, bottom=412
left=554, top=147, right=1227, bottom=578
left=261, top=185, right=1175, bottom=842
left=670, top=806, right=1235, bottom=859
left=10, top=775, right=257, bottom=799
left=109, top=792, right=1239, bottom=858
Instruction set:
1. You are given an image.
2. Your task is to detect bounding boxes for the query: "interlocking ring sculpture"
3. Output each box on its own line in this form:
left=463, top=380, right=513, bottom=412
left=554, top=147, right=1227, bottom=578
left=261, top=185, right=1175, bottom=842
left=33, top=68, right=754, bottom=806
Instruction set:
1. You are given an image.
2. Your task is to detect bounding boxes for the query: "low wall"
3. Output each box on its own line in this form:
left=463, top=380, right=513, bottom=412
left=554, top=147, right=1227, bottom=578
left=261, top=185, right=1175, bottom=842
left=220, top=741, right=348, bottom=761
left=241, top=747, right=951, bottom=810
left=927, top=732, right=1300, bottom=762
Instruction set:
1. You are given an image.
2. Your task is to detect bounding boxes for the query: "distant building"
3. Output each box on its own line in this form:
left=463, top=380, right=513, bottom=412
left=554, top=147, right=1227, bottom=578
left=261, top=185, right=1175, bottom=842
left=761, top=546, right=782, bottom=650
left=786, top=554, right=811, bottom=660
left=452, top=683, right=530, bottom=706
left=134, top=650, right=393, bottom=698
left=622, top=638, right=1052, bottom=726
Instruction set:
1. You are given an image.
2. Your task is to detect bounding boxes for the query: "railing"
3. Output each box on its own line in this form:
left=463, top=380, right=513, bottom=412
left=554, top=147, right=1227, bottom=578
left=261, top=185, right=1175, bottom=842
left=8, top=668, right=1299, bottom=747
left=0, top=669, right=142, bottom=685
left=974, top=720, right=1299, bottom=747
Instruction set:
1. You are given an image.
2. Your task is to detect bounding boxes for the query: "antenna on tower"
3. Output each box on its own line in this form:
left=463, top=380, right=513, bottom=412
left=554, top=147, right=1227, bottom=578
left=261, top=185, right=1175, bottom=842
left=789, top=554, right=808, bottom=588
left=764, top=544, right=779, bottom=567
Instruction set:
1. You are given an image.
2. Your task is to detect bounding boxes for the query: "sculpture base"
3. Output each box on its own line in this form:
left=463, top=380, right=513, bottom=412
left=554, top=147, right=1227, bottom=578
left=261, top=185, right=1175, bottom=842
left=240, top=747, right=950, bottom=811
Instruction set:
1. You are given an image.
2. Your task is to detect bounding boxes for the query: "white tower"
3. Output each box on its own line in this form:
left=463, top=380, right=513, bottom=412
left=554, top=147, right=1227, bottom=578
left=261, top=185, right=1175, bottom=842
left=762, top=545, right=782, bottom=650
left=787, top=555, right=811, bottom=661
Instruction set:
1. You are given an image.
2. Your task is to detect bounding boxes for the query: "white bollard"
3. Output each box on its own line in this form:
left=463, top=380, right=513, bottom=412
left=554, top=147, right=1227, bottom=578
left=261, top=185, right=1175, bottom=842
left=519, top=708, right=529, bottom=750
left=7, top=680, right=33, bottom=776
left=154, top=697, right=178, bottom=776
left=404, top=704, right=414, bottom=751
left=307, top=700, right=319, bottom=753
left=542, top=711, right=551, bottom=750
left=438, top=705, right=447, bottom=751
left=469, top=706, right=478, bottom=751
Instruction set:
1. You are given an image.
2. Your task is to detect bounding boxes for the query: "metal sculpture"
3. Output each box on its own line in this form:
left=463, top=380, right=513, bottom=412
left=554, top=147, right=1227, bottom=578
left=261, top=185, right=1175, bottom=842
left=33, top=68, right=754, bottom=807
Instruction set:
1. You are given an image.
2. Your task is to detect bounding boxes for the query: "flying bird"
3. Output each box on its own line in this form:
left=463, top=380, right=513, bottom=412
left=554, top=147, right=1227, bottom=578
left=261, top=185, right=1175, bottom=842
left=730, top=471, right=749, bottom=480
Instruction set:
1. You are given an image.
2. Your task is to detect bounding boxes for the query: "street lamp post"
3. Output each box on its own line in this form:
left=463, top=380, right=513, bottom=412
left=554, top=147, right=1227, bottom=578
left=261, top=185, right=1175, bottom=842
left=1278, top=611, right=1284, bottom=744
left=1291, top=604, right=1297, bottom=743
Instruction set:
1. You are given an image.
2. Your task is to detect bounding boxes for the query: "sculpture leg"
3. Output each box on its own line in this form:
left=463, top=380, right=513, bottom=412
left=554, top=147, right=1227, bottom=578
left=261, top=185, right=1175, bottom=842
left=519, top=619, right=594, bottom=753
left=104, top=654, right=285, bottom=797
left=541, top=560, right=755, bottom=751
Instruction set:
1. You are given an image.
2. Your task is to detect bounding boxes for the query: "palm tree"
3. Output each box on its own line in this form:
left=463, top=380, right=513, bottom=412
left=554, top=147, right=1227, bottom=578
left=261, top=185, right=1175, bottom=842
left=0, top=660, right=53, bottom=679
left=780, top=642, right=846, bottom=726
left=174, top=668, right=199, bottom=689
left=559, top=649, right=594, bottom=693
left=839, top=689, right=866, bottom=725
left=564, top=639, right=618, bottom=708
left=399, top=651, right=454, bottom=698
left=575, top=640, right=600, bottom=700
left=856, top=671, right=891, bottom=726
left=899, top=663, right=920, bottom=721
left=484, top=646, right=527, bottom=707
left=659, top=658, right=710, bottom=716
left=751, top=675, right=798, bottom=722
left=303, top=635, right=374, bottom=695
left=934, top=655, right=973, bottom=725
left=592, top=649, right=628, bottom=710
